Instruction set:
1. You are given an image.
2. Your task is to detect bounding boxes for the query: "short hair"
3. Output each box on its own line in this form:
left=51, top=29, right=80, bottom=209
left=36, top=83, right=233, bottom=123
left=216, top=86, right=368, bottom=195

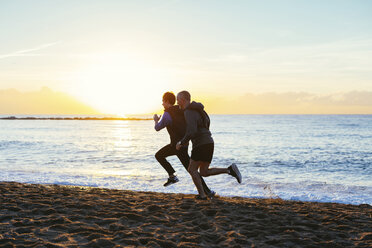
left=162, top=92, right=176, bottom=105
left=177, top=90, right=191, bottom=101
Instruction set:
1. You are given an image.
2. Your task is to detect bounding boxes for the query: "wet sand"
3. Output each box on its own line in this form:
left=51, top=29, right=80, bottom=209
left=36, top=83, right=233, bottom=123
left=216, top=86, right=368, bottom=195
left=0, top=182, right=371, bottom=247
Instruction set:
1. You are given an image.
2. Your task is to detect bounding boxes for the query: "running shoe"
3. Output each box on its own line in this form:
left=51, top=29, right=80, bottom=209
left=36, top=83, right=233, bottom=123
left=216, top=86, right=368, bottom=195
left=228, top=163, right=242, bottom=183
left=207, top=190, right=216, bottom=199
left=195, top=195, right=208, bottom=200
left=163, top=176, right=179, bottom=187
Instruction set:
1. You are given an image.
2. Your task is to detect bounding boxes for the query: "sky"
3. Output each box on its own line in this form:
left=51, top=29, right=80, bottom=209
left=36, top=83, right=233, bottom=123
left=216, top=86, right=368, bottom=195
left=1, top=0, right=372, bottom=115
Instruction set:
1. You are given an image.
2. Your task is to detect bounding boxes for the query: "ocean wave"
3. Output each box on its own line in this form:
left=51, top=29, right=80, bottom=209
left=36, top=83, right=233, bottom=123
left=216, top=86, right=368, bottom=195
left=1, top=171, right=371, bottom=205
left=1, top=115, right=371, bottom=205
left=337, top=123, right=360, bottom=127
left=0, top=140, right=43, bottom=150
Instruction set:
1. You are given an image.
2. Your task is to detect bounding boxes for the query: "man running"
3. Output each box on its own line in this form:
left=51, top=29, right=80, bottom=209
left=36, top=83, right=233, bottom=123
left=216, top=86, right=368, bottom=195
left=176, top=90, right=242, bottom=200
left=154, top=92, right=215, bottom=197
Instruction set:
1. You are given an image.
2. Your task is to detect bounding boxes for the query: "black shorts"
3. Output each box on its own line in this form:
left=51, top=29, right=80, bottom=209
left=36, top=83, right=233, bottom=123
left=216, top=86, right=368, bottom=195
left=191, top=143, right=214, bottom=163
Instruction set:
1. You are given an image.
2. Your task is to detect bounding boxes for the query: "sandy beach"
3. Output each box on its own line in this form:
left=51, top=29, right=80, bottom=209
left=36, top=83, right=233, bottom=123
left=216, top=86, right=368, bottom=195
left=0, top=182, right=371, bottom=247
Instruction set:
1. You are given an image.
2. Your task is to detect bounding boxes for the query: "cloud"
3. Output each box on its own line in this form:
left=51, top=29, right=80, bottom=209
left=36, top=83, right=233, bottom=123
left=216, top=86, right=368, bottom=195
left=184, top=36, right=372, bottom=78
left=202, top=91, right=372, bottom=114
left=0, top=87, right=101, bottom=115
left=1, top=88, right=371, bottom=115
left=0, top=41, right=61, bottom=59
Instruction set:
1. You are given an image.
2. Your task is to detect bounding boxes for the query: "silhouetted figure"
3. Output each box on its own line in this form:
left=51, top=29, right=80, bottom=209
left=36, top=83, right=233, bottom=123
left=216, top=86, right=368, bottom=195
left=154, top=92, right=215, bottom=197
left=176, top=91, right=242, bottom=200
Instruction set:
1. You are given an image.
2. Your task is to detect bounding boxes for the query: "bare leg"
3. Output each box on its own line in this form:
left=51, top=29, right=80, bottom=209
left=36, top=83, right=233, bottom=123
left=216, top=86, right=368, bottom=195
left=188, top=159, right=206, bottom=198
left=199, top=162, right=229, bottom=177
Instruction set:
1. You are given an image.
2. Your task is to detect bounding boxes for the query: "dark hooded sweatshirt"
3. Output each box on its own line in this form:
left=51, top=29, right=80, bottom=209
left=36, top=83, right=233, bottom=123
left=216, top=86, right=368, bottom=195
left=180, top=101, right=214, bottom=149
left=165, top=105, right=187, bottom=147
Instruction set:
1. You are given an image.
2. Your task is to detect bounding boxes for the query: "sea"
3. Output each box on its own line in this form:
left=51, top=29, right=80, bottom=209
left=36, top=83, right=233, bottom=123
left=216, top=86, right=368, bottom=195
left=1, top=115, right=371, bottom=205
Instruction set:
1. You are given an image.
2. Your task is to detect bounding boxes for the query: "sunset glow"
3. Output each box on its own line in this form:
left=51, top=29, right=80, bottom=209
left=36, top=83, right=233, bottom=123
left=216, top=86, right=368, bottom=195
left=65, top=53, right=174, bottom=115
left=0, top=1, right=371, bottom=114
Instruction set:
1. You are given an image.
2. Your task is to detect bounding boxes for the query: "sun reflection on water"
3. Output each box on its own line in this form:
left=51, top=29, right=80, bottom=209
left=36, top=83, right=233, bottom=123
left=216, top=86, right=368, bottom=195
left=111, top=121, right=133, bottom=150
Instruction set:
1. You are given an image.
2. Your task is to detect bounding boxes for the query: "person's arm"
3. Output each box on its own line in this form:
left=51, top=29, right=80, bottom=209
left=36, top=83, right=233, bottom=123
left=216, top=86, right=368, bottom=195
left=179, top=110, right=198, bottom=145
left=154, top=112, right=172, bottom=131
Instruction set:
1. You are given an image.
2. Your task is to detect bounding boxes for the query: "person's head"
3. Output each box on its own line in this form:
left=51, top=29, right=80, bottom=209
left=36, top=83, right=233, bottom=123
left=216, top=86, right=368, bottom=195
left=177, top=91, right=191, bottom=110
left=162, top=92, right=176, bottom=109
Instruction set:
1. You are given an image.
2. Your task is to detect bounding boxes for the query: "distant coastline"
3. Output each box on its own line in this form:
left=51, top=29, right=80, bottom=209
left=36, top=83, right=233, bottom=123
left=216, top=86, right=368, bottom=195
left=0, top=116, right=151, bottom=121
